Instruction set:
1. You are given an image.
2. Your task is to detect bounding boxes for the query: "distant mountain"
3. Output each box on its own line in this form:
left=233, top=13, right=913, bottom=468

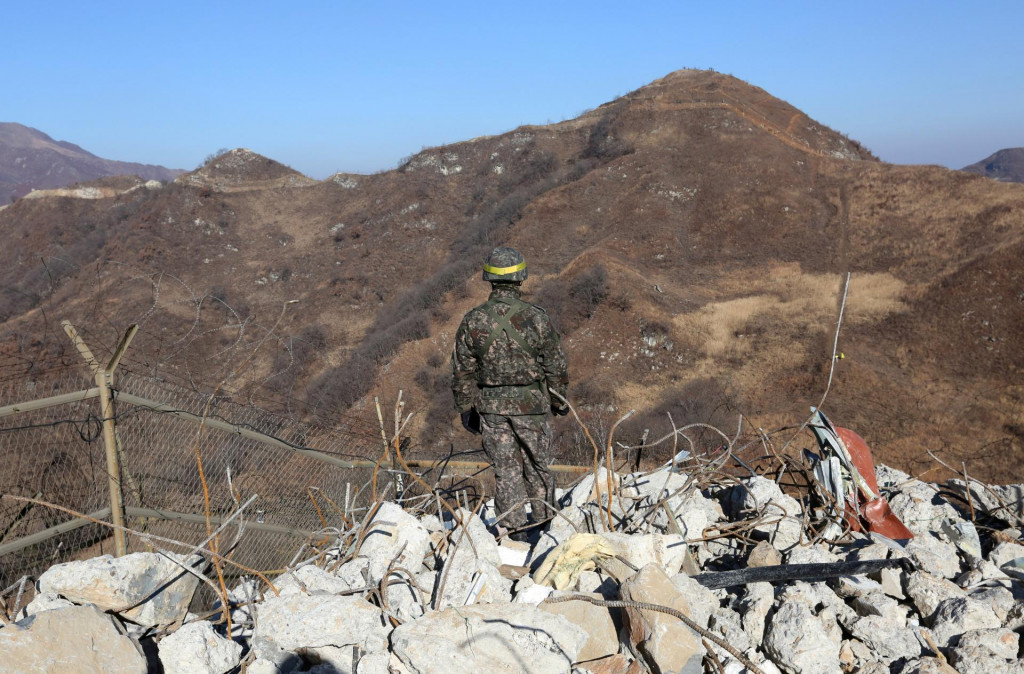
left=0, top=122, right=183, bottom=201
left=961, top=147, right=1024, bottom=183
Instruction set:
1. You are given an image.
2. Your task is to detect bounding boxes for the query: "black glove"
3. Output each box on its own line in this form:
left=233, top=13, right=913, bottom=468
left=460, top=408, right=482, bottom=434
left=551, top=404, right=569, bottom=416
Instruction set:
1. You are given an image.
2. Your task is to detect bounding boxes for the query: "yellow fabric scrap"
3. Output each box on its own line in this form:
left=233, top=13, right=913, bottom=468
left=533, top=533, right=617, bottom=590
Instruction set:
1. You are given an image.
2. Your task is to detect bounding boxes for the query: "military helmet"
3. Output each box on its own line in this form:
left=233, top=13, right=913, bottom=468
left=482, top=246, right=527, bottom=283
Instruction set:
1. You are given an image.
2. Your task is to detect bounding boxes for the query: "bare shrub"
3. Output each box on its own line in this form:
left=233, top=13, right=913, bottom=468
left=534, top=264, right=610, bottom=334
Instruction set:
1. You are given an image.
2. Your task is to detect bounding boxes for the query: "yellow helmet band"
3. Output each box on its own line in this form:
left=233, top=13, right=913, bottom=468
left=483, top=261, right=526, bottom=275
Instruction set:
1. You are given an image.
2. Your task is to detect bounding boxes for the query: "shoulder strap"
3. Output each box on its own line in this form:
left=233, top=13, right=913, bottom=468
left=480, top=298, right=539, bottom=358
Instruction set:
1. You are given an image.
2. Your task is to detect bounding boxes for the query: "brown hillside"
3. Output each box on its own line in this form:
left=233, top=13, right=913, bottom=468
left=0, top=69, right=1021, bottom=483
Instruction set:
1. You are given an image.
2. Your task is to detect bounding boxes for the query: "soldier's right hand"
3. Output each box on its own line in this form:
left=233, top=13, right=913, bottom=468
left=551, top=404, right=569, bottom=416
left=460, top=408, right=482, bottom=434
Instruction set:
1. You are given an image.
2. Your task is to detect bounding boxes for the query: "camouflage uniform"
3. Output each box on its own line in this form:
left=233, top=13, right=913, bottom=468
left=452, top=283, right=568, bottom=530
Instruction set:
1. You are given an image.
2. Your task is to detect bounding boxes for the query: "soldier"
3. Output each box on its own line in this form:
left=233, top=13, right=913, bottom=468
left=451, top=246, right=569, bottom=540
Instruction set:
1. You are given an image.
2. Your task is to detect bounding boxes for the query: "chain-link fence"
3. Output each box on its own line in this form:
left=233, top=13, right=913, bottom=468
left=0, top=362, right=393, bottom=591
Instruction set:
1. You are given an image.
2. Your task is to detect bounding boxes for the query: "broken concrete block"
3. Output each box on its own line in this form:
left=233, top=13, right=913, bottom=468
left=360, top=501, right=433, bottom=582
left=540, top=595, right=618, bottom=662
left=18, top=591, right=74, bottom=619
left=904, top=533, right=961, bottom=579
left=887, top=480, right=960, bottom=536
left=905, top=571, right=966, bottom=619
left=619, top=564, right=704, bottom=674
left=898, top=657, right=960, bottom=673
left=988, top=541, right=1024, bottom=569
left=390, top=603, right=587, bottom=673
left=251, top=593, right=390, bottom=668
left=0, top=603, right=146, bottom=673
left=571, top=653, right=636, bottom=674
left=37, top=552, right=203, bottom=627
left=748, top=540, right=782, bottom=567
left=949, top=628, right=1020, bottom=674
left=728, top=476, right=803, bottom=552
left=599, top=532, right=687, bottom=580
left=275, top=563, right=359, bottom=596
left=566, top=468, right=622, bottom=508
left=737, top=581, right=774, bottom=645
left=763, top=601, right=841, bottom=674
left=157, top=620, right=242, bottom=674
left=670, top=572, right=719, bottom=629
left=670, top=488, right=724, bottom=541
left=435, top=555, right=511, bottom=609
left=847, top=615, right=921, bottom=663
left=785, top=544, right=838, bottom=565
left=928, top=596, right=1001, bottom=647
left=967, top=585, right=1017, bottom=622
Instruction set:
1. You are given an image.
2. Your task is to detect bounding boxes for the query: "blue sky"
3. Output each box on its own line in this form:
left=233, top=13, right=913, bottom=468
left=4, top=2, right=1022, bottom=177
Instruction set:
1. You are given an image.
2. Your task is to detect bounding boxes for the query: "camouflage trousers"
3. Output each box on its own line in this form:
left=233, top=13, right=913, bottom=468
left=480, top=412, right=555, bottom=530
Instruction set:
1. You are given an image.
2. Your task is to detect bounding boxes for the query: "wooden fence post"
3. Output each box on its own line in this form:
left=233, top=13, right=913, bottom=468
left=62, top=321, right=138, bottom=557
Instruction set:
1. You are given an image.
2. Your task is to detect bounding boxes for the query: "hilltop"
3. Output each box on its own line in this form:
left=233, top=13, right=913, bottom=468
left=0, top=122, right=183, bottom=201
left=962, top=147, right=1024, bottom=183
left=0, top=69, right=1021, bottom=482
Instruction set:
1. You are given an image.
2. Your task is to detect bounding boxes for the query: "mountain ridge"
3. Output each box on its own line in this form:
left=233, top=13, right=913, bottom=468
left=0, top=69, right=1021, bottom=483
left=0, top=122, right=183, bottom=201
left=962, top=147, right=1024, bottom=183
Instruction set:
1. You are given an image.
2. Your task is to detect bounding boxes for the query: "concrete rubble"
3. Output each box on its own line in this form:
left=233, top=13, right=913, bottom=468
left=1, top=463, right=1022, bottom=674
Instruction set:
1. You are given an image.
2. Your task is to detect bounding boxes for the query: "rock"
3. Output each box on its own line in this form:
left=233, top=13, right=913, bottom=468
left=670, top=572, right=719, bottom=629
left=989, top=541, right=1024, bottom=569
left=928, top=596, right=1001, bottom=647
left=360, top=502, right=433, bottom=582
left=671, top=489, right=725, bottom=541
left=251, top=593, right=390, bottom=668
left=728, top=476, right=803, bottom=551
left=599, top=532, right=687, bottom=580
left=968, top=585, right=1017, bottom=621
left=708, top=605, right=751, bottom=654
left=786, top=544, right=838, bottom=565
left=904, top=534, right=961, bottom=579
left=763, top=601, right=841, bottom=674
left=573, top=654, right=635, bottom=674
left=619, top=564, right=704, bottom=674
left=939, top=519, right=982, bottom=564
left=390, top=603, right=587, bottom=673
left=737, top=581, right=774, bottom=644
left=18, top=591, right=74, bottom=618
left=276, top=563, right=359, bottom=596
left=887, top=480, right=960, bottom=536
left=950, top=628, right=1021, bottom=674
left=0, top=603, right=146, bottom=673
left=446, top=508, right=501, bottom=566
left=540, top=595, right=618, bottom=662
left=37, top=552, right=203, bottom=627
left=355, top=650, right=393, bottom=674
left=850, top=591, right=908, bottom=623
left=334, top=557, right=372, bottom=588
left=576, top=569, right=618, bottom=598
left=848, top=615, right=921, bottom=663
left=878, top=567, right=906, bottom=599
left=945, top=479, right=1024, bottom=527
left=898, top=658, right=960, bottom=674
left=748, top=541, right=782, bottom=567
left=514, top=576, right=555, bottom=604
left=566, top=468, right=622, bottom=508
left=436, top=554, right=511, bottom=609
left=905, top=571, right=966, bottom=619
left=157, top=620, right=242, bottom=674
left=498, top=540, right=530, bottom=567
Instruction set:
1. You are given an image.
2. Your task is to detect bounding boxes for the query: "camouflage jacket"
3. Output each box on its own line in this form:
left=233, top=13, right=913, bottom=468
left=451, top=285, right=568, bottom=416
